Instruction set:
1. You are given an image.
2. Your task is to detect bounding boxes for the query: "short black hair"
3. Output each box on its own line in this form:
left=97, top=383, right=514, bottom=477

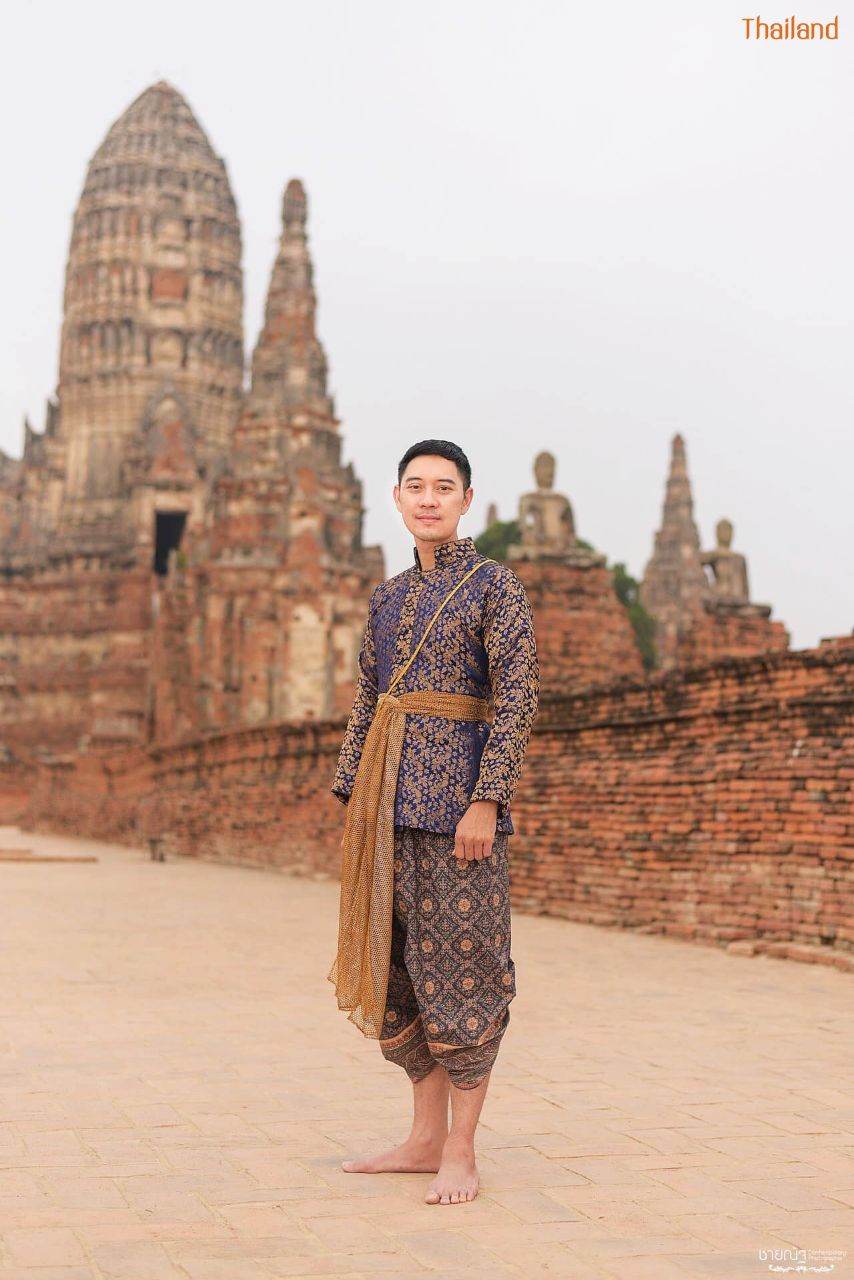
left=397, top=439, right=471, bottom=491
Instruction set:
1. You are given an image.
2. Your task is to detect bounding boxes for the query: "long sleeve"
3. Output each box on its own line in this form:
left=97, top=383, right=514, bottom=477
left=469, top=570, right=539, bottom=817
left=330, top=596, right=379, bottom=804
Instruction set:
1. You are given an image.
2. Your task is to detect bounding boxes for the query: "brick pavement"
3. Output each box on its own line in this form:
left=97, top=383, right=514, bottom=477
left=0, top=825, right=851, bottom=1279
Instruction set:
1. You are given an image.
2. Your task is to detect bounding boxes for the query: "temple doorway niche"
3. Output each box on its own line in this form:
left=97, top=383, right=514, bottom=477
left=154, top=510, right=187, bottom=575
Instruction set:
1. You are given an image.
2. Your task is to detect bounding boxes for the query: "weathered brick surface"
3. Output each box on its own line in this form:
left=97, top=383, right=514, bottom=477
left=513, top=558, right=644, bottom=691
left=20, top=721, right=344, bottom=874
left=512, top=638, right=853, bottom=955
left=17, top=639, right=852, bottom=963
left=0, top=565, right=153, bottom=761
left=678, top=601, right=789, bottom=666
left=0, top=759, right=30, bottom=823
left=21, top=745, right=154, bottom=845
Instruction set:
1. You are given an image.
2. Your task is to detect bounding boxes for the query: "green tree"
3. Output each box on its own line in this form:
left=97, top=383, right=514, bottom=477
left=474, top=519, right=520, bottom=562
left=611, top=561, right=657, bottom=671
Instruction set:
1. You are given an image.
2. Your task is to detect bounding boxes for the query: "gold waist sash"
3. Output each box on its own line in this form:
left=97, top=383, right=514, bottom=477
left=328, top=557, right=494, bottom=1039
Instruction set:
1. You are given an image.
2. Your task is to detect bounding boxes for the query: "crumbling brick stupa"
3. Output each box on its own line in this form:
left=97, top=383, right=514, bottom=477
left=503, top=450, right=645, bottom=691
left=0, top=82, right=381, bottom=770
left=150, top=177, right=384, bottom=742
left=641, top=434, right=788, bottom=670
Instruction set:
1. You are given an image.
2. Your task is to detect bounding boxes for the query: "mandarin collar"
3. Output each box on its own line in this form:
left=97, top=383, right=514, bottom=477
left=412, top=535, right=478, bottom=575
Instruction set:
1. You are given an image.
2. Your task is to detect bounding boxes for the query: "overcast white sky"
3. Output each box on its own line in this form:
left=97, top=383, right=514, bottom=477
left=1, top=1, right=851, bottom=648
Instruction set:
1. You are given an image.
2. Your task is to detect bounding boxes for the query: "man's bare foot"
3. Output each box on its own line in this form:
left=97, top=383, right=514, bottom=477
left=424, top=1135, right=479, bottom=1204
left=341, top=1132, right=446, bottom=1174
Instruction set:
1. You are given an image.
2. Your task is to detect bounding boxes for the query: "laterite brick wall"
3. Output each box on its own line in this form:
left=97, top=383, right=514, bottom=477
left=510, top=639, right=852, bottom=955
left=16, top=640, right=853, bottom=962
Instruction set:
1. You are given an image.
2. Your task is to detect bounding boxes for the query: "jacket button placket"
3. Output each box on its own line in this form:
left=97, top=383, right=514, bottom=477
left=389, top=572, right=425, bottom=691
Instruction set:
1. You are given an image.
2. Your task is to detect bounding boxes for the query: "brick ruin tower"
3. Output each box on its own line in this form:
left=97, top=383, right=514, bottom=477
left=639, top=434, right=710, bottom=670
left=6, top=81, right=244, bottom=565
left=149, top=179, right=382, bottom=741
left=0, top=83, right=381, bottom=773
left=0, top=82, right=245, bottom=763
left=506, top=450, right=644, bottom=690
left=641, top=434, right=787, bottom=669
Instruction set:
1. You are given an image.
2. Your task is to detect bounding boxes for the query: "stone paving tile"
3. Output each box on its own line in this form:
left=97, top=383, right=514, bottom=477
left=0, top=1270, right=98, bottom=1280
left=175, top=1262, right=271, bottom=1280
left=393, top=1228, right=521, bottom=1273
left=596, top=1260, right=709, bottom=1280
left=262, top=1253, right=429, bottom=1277
left=1, top=826, right=852, bottom=1279
left=165, top=1236, right=325, bottom=1261
left=471, top=1187, right=582, bottom=1222
left=1, top=1228, right=88, bottom=1268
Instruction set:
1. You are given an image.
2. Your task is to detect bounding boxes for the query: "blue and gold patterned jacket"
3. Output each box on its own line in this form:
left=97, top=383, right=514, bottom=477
left=331, top=535, right=539, bottom=835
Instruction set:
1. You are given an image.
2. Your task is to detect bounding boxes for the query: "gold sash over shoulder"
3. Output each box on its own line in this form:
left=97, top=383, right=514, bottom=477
left=328, top=557, right=495, bottom=1038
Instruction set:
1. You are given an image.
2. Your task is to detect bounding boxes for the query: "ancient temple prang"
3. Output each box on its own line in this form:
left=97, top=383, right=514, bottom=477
left=150, top=177, right=382, bottom=743
left=0, top=80, right=245, bottom=768
left=505, top=450, right=643, bottom=690
left=0, top=85, right=381, bottom=776
left=642, top=436, right=788, bottom=668
left=28, top=81, right=244, bottom=566
left=639, top=433, right=710, bottom=669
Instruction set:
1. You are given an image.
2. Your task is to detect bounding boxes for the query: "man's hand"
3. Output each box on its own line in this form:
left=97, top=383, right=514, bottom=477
left=453, top=800, right=499, bottom=862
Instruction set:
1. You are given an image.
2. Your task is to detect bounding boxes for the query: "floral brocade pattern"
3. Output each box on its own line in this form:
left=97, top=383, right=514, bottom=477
left=331, top=536, right=540, bottom=835
left=379, top=826, right=515, bottom=1089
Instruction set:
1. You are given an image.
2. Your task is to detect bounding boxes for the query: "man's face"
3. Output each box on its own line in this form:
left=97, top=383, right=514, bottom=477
left=394, top=454, right=473, bottom=544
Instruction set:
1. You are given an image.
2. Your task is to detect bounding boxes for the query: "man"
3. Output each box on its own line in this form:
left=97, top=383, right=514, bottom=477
left=329, top=439, right=539, bottom=1206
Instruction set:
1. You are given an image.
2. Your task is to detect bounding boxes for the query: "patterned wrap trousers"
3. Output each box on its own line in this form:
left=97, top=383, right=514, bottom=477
left=378, top=826, right=517, bottom=1090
